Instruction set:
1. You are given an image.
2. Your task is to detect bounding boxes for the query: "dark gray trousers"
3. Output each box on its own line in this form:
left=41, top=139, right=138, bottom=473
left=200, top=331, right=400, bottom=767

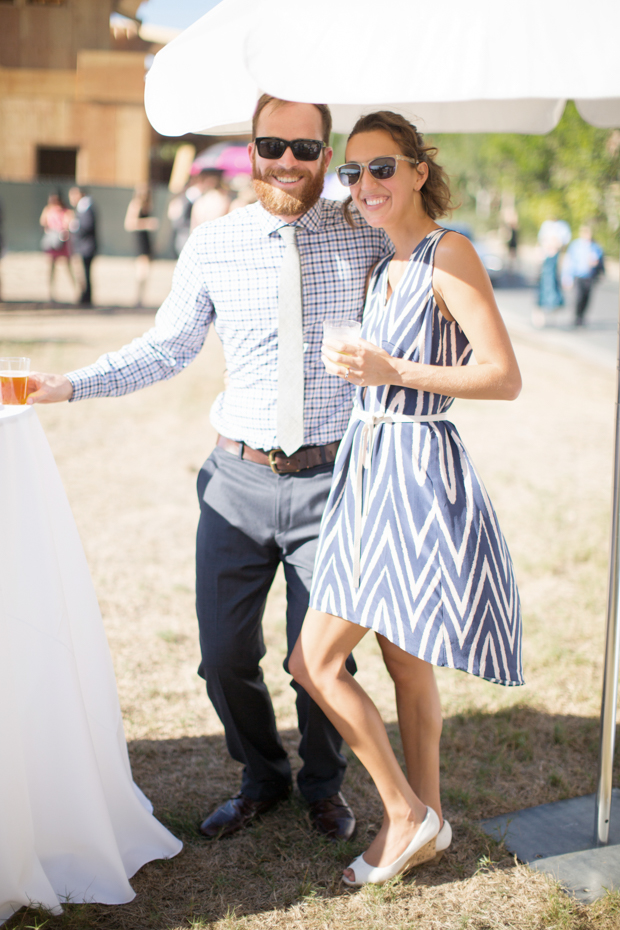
left=575, top=275, right=594, bottom=322
left=196, top=445, right=354, bottom=803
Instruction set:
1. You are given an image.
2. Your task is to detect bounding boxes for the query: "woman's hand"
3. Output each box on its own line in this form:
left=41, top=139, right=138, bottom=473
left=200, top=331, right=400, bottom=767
left=322, top=338, right=398, bottom=387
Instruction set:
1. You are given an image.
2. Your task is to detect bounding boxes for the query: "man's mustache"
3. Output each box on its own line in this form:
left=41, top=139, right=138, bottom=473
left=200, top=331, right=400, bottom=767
left=262, top=167, right=312, bottom=181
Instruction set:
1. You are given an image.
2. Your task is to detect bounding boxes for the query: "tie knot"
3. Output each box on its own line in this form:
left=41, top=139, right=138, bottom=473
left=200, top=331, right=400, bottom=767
left=278, top=225, right=297, bottom=244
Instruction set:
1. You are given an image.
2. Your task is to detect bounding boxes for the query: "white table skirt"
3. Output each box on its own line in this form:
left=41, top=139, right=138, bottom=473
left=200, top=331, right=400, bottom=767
left=0, top=406, right=182, bottom=924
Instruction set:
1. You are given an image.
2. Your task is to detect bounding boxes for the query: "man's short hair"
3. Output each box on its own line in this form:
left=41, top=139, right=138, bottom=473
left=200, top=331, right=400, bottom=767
left=251, top=94, right=332, bottom=145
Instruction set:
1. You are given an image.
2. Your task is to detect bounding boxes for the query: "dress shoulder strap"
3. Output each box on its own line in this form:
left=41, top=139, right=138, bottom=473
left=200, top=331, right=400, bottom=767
left=367, top=251, right=392, bottom=295
left=424, top=226, right=452, bottom=267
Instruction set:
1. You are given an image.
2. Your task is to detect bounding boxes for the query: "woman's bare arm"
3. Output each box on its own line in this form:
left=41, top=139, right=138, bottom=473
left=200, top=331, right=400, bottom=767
left=124, top=198, right=158, bottom=233
left=323, top=233, right=521, bottom=402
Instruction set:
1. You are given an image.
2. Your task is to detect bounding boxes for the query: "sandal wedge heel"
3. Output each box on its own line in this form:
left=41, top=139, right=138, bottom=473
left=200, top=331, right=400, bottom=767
left=342, top=807, right=440, bottom=887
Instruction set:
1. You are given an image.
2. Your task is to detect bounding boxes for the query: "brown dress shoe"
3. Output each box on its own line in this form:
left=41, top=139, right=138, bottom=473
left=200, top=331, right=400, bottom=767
left=308, top=792, right=356, bottom=841
left=199, top=791, right=289, bottom=839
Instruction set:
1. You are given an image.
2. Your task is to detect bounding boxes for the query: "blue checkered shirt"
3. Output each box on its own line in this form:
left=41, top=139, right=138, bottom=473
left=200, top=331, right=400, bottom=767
left=68, top=198, right=389, bottom=450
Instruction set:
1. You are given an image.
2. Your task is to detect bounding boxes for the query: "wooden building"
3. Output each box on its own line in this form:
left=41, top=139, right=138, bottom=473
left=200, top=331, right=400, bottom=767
left=0, top=0, right=153, bottom=187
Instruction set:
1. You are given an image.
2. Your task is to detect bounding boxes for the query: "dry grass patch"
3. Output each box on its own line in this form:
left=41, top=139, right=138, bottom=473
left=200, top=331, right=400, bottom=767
left=2, top=311, right=619, bottom=929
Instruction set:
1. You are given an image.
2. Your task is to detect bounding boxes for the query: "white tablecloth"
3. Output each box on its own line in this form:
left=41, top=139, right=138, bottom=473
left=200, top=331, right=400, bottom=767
left=0, top=406, right=182, bottom=924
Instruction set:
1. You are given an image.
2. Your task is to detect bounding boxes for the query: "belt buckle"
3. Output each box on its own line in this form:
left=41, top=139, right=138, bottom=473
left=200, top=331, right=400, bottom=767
left=268, top=449, right=300, bottom=474
left=268, top=449, right=283, bottom=473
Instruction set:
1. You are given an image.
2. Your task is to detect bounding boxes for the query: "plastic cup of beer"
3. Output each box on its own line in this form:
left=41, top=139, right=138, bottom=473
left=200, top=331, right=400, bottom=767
left=322, top=319, right=362, bottom=345
left=0, top=357, right=30, bottom=405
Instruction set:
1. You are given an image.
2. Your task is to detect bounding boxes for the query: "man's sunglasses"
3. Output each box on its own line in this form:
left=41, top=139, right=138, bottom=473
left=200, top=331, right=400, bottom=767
left=337, top=155, right=418, bottom=187
left=254, top=137, right=327, bottom=161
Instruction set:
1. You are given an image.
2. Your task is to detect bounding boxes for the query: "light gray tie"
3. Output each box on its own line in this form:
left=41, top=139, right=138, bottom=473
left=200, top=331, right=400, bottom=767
left=276, top=225, right=304, bottom=456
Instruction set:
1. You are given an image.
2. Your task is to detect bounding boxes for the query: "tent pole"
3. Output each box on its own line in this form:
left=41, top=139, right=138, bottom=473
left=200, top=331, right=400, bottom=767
left=594, top=277, right=620, bottom=846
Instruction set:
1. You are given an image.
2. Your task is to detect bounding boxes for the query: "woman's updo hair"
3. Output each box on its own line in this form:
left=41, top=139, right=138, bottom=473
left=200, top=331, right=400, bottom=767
left=342, top=110, right=455, bottom=226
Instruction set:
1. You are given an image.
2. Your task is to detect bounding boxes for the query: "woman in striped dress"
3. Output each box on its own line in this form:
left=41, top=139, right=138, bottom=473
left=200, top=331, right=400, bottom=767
left=290, top=112, right=523, bottom=886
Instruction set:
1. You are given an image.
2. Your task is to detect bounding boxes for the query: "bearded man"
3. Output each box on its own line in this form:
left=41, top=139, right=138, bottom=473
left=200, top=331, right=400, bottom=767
left=27, top=96, right=388, bottom=842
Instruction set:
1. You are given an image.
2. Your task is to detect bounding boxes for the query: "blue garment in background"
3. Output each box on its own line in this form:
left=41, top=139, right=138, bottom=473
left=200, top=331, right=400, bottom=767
left=538, top=254, right=564, bottom=308
left=563, top=237, right=604, bottom=282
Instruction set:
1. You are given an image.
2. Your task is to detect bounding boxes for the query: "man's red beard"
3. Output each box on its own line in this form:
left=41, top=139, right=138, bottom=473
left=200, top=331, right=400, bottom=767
left=252, top=162, right=326, bottom=217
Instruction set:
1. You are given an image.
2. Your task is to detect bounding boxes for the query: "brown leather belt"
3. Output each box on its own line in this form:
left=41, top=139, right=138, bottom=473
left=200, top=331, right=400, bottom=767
left=217, top=435, right=340, bottom=474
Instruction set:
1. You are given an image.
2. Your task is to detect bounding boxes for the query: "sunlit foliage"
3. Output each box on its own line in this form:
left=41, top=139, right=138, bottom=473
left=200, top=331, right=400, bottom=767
left=430, top=102, right=620, bottom=250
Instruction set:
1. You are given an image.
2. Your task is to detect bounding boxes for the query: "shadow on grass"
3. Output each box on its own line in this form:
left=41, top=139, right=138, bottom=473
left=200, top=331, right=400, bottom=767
left=5, top=705, right=617, bottom=930
left=0, top=301, right=157, bottom=315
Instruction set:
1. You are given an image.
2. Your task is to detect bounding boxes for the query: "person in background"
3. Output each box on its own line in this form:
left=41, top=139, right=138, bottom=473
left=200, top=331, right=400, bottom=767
left=40, top=191, right=76, bottom=303
left=562, top=225, right=605, bottom=327
left=68, top=186, right=97, bottom=307
left=124, top=185, right=159, bottom=307
left=167, top=171, right=217, bottom=257
left=503, top=207, right=519, bottom=275
left=0, top=198, right=4, bottom=301
left=533, top=216, right=571, bottom=327
left=228, top=174, right=258, bottom=212
left=189, top=169, right=230, bottom=230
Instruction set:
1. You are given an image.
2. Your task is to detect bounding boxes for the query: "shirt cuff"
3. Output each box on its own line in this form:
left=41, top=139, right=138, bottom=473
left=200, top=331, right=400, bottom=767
left=66, top=368, right=105, bottom=402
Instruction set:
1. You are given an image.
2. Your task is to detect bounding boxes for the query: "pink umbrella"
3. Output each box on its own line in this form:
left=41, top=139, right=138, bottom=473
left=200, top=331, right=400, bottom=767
left=191, top=143, right=252, bottom=178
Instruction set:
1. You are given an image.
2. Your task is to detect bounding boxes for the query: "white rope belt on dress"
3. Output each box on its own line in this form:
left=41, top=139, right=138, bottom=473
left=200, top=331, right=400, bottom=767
left=351, top=407, right=449, bottom=589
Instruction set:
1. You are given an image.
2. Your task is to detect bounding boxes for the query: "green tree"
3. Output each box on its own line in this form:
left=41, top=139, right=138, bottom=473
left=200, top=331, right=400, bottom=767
left=431, top=102, right=620, bottom=251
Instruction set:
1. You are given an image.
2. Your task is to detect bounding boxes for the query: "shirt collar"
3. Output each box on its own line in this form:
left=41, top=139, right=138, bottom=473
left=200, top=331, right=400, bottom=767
left=254, top=198, right=325, bottom=237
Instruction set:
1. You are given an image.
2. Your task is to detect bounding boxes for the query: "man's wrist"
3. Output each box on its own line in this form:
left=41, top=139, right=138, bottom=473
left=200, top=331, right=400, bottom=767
left=64, top=373, right=78, bottom=402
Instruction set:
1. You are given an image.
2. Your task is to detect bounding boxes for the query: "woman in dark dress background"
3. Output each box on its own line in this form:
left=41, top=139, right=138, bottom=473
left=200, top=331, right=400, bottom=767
left=124, top=186, right=159, bottom=307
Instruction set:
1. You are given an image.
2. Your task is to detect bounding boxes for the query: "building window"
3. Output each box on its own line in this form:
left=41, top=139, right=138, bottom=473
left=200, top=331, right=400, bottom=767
left=36, top=146, right=77, bottom=179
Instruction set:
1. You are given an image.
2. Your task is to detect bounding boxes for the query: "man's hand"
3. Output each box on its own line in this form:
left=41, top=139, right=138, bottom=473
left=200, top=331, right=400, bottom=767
left=26, top=373, right=74, bottom=404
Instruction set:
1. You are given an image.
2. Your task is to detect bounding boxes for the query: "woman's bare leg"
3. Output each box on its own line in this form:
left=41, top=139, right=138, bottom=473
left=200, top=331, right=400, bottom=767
left=48, top=256, right=56, bottom=301
left=63, top=255, right=77, bottom=293
left=290, top=609, right=429, bottom=879
left=377, top=635, right=443, bottom=824
left=135, top=255, right=150, bottom=306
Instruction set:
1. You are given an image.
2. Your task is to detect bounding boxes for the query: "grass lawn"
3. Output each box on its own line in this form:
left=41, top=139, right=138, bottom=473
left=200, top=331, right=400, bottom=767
left=2, top=308, right=619, bottom=929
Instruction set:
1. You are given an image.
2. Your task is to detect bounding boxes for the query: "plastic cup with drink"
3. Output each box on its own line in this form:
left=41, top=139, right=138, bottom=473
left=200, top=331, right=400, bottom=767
left=322, top=319, right=361, bottom=377
left=0, top=357, right=31, bottom=406
left=322, top=319, right=362, bottom=345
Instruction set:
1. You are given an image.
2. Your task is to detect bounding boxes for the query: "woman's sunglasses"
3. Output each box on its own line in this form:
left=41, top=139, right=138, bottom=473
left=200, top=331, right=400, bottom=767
left=336, top=155, right=418, bottom=187
left=254, top=137, right=327, bottom=161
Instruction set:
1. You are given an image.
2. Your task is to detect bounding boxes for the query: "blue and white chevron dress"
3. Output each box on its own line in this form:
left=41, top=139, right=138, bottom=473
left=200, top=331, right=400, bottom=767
left=309, top=228, right=523, bottom=686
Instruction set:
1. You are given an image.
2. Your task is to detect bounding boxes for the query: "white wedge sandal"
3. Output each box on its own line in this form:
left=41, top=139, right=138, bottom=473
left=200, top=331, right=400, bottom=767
left=342, top=806, right=440, bottom=886
left=432, top=819, right=452, bottom=862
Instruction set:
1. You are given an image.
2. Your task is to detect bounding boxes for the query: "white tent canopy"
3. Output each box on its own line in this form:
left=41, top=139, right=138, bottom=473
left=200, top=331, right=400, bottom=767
left=145, top=0, right=620, bottom=136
